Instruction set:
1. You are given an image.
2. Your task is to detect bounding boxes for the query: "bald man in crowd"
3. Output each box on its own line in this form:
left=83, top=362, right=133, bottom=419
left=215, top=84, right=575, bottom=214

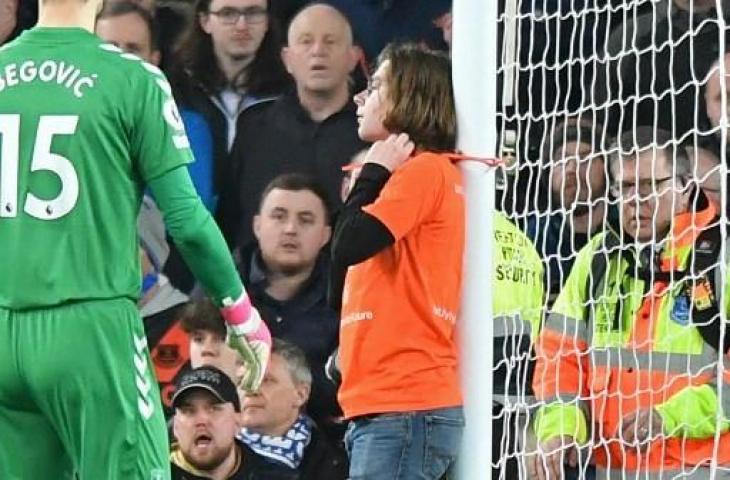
left=219, top=2, right=367, bottom=251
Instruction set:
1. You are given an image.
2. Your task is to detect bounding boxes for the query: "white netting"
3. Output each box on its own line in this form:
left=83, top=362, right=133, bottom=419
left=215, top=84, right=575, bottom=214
left=490, top=0, right=729, bottom=478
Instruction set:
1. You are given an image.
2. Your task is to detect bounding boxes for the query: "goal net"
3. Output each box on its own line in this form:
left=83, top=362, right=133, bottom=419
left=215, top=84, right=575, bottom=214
left=490, top=0, right=729, bottom=478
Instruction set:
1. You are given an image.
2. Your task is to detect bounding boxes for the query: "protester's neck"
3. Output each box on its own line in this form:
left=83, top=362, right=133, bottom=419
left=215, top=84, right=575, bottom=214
left=264, top=265, right=314, bottom=301
left=37, top=3, right=97, bottom=32
left=202, top=444, right=239, bottom=480
left=217, top=54, right=253, bottom=90
left=297, top=84, right=349, bottom=123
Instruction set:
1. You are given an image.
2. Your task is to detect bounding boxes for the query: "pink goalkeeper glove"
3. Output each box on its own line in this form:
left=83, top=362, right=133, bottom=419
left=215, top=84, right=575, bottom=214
left=220, top=292, right=271, bottom=392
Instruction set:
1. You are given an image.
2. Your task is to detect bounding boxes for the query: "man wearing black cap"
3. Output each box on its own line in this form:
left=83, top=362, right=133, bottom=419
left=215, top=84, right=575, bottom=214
left=171, top=366, right=295, bottom=480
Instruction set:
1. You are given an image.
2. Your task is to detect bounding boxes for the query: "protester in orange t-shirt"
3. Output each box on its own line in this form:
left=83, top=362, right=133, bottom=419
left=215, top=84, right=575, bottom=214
left=331, top=43, right=465, bottom=480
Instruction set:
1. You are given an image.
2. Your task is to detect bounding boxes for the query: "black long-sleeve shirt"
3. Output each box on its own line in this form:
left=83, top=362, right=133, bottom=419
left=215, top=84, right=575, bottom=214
left=328, top=163, right=395, bottom=312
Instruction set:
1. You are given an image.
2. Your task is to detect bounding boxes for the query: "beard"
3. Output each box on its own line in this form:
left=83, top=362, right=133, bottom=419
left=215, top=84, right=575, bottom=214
left=186, top=444, right=233, bottom=472
left=263, top=249, right=314, bottom=277
left=276, top=260, right=309, bottom=276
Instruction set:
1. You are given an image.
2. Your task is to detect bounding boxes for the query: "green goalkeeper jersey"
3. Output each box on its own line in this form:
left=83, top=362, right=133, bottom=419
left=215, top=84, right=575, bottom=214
left=0, top=27, right=193, bottom=309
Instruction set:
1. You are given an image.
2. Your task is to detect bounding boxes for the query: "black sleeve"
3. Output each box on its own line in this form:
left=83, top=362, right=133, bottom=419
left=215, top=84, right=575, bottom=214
left=331, top=163, right=396, bottom=268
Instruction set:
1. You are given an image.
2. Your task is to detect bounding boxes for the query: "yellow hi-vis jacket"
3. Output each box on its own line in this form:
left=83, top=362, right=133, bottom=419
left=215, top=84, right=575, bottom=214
left=492, top=212, right=544, bottom=403
left=533, top=200, right=730, bottom=476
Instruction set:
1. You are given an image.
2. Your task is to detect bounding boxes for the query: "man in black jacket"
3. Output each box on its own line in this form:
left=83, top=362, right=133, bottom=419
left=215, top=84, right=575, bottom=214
left=164, top=0, right=290, bottom=291
left=220, top=3, right=366, bottom=249
left=237, top=174, right=342, bottom=439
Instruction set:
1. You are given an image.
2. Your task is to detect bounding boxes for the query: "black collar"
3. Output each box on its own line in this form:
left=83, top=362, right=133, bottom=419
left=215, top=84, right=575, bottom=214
left=247, top=249, right=328, bottom=312
left=277, top=89, right=357, bottom=124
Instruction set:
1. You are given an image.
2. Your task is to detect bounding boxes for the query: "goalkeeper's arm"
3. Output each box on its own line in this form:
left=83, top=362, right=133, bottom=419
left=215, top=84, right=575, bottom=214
left=148, top=166, right=271, bottom=391
left=148, top=165, right=241, bottom=302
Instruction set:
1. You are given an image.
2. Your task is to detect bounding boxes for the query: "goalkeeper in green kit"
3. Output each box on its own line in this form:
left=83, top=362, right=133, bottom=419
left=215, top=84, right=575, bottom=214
left=0, top=0, right=271, bottom=478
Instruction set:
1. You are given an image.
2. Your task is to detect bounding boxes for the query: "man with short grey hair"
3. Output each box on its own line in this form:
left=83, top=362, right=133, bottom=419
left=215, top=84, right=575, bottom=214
left=240, top=339, right=348, bottom=479
left=529, top=126, right=730, bottom=478
left=606, top=127, right=693, bottom=243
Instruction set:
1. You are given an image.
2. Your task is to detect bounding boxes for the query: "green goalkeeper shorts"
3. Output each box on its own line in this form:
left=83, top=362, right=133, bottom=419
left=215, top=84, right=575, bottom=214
left=0, top=297, right=169, bottom=480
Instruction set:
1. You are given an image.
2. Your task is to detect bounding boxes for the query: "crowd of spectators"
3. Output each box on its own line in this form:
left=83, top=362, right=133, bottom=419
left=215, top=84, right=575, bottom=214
left=4, top=0, right=730, bottom=478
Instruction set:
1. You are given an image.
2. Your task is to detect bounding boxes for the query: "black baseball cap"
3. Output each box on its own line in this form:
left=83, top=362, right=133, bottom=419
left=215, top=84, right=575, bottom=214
left=172, top=366, right=241, bottom=412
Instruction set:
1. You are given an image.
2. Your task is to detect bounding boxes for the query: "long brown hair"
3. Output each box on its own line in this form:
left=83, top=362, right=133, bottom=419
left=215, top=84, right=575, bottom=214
left=170, top=0, right=289, bottom=96
left=379, top=43, right=457, bottom=152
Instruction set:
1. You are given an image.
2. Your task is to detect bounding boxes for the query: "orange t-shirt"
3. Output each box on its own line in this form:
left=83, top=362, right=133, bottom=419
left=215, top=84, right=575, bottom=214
left=338, top=152, right=465, bottom=419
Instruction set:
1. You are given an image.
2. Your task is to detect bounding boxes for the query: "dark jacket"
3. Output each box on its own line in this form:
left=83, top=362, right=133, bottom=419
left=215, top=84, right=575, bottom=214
left=165, top=73, right=278, bottom=291
left=238, top=246, right=342, bottom=427
left=599, top=5, right=724, bottom=135
left=171, top=430, right=348, bottom=480
left=171, top=72, right=276, bottom=204
left=297, top=425, right=349, bottom=480
left=171, top=439, right=291, bottom=480
left=220, top=90, right=367, bottom=250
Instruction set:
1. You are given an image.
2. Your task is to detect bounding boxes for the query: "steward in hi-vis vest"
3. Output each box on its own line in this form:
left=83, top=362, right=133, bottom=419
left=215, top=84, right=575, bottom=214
left=530, top=127, right=730, bottom=479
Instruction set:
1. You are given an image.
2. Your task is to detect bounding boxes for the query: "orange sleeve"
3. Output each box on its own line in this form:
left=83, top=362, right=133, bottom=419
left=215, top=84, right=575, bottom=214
left=362, top=153, right=445, bottom=241
left=533, top=329, right=590, bottom=400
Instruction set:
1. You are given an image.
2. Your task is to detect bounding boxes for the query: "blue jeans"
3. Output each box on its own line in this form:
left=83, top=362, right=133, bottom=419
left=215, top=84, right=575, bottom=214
left=345, top=406, right=465, bottom=480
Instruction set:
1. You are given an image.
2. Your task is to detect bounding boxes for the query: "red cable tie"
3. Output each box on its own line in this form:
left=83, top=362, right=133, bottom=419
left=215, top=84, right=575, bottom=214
left=447, top=153, right=503, bottom=167
left=340, top=153, right=503, bottom=172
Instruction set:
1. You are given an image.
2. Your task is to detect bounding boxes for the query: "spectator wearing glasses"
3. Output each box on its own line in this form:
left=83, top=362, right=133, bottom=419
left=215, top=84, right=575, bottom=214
left=171, top=0, right=288, bottom=157
left=331, top=44, right=464, bottom=480
left=529, top=127, right=730, bottom=479
left=165, top=0, right=289, bottom=290
left=219, top=2, right=366, bottom=251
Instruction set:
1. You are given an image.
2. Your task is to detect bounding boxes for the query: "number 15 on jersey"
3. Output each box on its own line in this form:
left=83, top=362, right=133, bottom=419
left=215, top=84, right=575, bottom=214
left=0, top=114, right=79, bottom=220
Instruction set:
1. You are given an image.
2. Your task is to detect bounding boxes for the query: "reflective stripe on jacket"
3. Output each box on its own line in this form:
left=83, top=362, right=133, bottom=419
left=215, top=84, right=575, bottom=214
left=533, top=201, right=730, bottom=471
left=492, top=213, right=544, bottom=403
